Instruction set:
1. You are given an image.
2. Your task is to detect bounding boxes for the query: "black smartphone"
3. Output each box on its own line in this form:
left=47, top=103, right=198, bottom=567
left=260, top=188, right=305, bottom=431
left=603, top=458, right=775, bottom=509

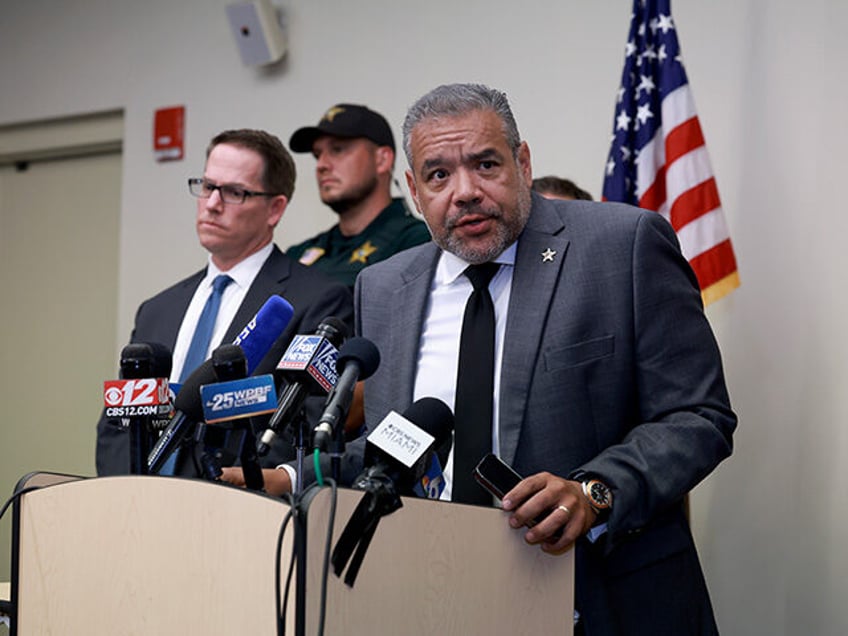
left=474, top=454, right=557, bottom=532
left=473, top=453, right=524, bottom=500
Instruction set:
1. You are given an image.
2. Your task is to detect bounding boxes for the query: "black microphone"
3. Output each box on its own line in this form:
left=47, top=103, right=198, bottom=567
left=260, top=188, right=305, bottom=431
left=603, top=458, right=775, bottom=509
left=104, top=343, right=172, bottom=474
left=332, top=397, right=454, bottom=587
left=211, top=342, right=248, bottom=381
left=147, top=359, right=216, bottom=474
left=120, top=342, right=172, bottom=380
left=312, top=337, right=381, bottom=452
left=147, top=296, right=294, bottom=474
left=256, top=317, right=348, bottom=457
left=354, top=397, right=454, bottom=496
left=196, top=344, right=267, bottom=490
left=196, top=344, right=248, bottom=481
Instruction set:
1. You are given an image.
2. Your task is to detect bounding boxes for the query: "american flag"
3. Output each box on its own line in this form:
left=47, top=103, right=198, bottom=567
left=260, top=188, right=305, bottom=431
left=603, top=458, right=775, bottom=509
left=602, top=0, right=739, bottom=305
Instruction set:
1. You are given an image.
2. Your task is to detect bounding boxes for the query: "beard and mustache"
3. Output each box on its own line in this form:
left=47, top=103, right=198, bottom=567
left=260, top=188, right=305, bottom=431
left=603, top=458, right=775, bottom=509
left=430, top=181, right=532, bottom=264
left=322, top=174, right=380, bottom=215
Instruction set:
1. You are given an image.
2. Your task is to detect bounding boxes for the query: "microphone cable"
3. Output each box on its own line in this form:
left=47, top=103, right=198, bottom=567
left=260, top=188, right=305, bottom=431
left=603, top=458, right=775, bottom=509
left=276, top=477, right=337, bottom=636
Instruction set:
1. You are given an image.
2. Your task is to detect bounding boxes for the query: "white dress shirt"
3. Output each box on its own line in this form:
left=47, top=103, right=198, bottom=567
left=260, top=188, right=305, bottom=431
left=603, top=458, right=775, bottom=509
left=413, top=244, right=516, bottom=500
left=171, top=242, right=274, bottom=382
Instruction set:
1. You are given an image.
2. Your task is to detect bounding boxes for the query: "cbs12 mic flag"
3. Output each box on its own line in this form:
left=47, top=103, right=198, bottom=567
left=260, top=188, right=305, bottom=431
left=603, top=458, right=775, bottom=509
left=602, top=0, right=739, bottom=306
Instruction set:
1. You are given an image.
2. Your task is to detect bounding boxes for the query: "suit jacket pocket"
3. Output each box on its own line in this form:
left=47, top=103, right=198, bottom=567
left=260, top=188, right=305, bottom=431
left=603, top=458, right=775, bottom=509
left=544, top=334, right=614, bottom=371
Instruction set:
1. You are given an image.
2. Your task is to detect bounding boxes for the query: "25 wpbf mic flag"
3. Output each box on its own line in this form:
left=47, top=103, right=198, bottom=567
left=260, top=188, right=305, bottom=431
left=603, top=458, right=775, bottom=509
left=602, top=0, right=739, bottom=305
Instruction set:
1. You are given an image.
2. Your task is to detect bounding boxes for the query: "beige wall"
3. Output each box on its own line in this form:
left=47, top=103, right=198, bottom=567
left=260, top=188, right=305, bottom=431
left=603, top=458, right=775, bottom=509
left=2, top=1, right=847, bottom=633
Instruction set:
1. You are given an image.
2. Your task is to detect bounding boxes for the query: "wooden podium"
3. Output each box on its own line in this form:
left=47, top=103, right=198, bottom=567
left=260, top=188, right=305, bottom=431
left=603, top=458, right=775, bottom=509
left=8, top=474, right=573, bottom=634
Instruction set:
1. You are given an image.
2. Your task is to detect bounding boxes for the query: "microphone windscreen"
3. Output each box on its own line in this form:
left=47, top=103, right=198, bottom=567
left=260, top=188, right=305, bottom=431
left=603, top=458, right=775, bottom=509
left=403, top=397, right=454, bottom=449
left=120, top=343, right=153, bottom=379
left=148, top=342, right=173, bottom=378
left=212, top=343, right=248, bottom=381
left=316, top=316, right=348, bottom=343
left=337, top=337, right=380, bottom=380
left=120, top=342, right=173, bottom=379
left=236, top=295, right=295, bottom=375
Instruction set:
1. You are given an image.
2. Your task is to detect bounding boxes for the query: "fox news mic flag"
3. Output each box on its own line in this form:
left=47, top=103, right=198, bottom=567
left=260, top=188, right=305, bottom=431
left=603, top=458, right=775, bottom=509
left=602, top=0, right=739, bottom=306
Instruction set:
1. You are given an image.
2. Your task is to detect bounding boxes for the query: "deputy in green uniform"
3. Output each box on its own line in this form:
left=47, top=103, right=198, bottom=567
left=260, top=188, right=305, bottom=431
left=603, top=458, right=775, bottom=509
left=287, top=104, right=431, bottom=289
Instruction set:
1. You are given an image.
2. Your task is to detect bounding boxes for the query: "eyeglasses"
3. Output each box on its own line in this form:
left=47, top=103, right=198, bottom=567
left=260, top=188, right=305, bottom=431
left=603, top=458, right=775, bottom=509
left=187, top=178, right=278, bottom=204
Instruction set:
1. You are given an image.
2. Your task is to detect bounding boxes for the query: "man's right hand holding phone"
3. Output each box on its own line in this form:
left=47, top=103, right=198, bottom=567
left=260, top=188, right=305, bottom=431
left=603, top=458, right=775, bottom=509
left=501, top=473, right=602, bottom=555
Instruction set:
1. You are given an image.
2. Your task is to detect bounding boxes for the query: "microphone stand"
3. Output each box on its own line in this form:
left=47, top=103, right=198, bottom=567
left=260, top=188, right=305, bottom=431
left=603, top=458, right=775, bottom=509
left=293, top=411, right=310, bottom=636
left=128, top=418, right=151, bottom=475
left=328, top=425, right=345, bottom=484
left=285, top=403, right=352, bottom=634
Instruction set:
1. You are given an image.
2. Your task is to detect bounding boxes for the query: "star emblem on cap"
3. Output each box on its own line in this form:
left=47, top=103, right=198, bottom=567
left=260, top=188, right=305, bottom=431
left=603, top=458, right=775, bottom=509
left=349, top=240, right=378, bottom=264
left=322, top=106, right=345, bottom=123
left=541, top=248, right=556, bottom=263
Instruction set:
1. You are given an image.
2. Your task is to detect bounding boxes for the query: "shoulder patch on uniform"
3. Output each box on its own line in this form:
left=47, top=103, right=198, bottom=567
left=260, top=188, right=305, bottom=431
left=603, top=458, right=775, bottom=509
left=299, top=247, right=326, bottom=265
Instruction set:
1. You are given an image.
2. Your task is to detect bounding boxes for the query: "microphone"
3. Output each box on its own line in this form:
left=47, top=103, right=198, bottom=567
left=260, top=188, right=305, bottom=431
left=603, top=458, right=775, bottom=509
left=332, top=397, right=454, bottom=587
left=126, top=342, right=176, bottom=433
left=196, top=344, right=247, bottom=480
left=354, top=397, right=454, bottom=497
left=197, top=344, right=275, bottom=489
left=232, top=295, right=294, bottom=375
left=312, top=337, right=381, bottom=452
left=256, top=317, right=348, bottom=457
left=104, top=342, right=172, bottom=474
left=120, top=342, right=172, bottom=379
left=147, top=295, right=294, bottom=474
left=211, top=342, right=248, bottom=381
left=147, top=360, right=216, bottom=474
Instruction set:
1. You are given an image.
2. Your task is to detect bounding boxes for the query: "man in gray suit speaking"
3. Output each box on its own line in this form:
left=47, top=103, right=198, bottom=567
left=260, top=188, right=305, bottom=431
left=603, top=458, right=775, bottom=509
left=354, top=84, right=735, bottom=634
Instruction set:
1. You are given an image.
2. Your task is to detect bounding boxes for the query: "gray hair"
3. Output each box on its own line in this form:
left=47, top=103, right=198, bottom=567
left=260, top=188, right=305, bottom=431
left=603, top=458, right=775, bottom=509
left=402, top=83, right=522, bottom=168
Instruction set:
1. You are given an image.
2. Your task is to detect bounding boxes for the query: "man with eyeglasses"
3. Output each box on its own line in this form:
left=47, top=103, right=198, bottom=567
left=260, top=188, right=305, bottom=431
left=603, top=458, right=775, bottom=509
left=96, top=128, right=354, bottom=477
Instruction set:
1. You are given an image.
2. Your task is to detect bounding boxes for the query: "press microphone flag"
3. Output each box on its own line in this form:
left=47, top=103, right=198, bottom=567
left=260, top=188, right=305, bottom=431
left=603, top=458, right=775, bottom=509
left=256, top=317, right=347, bottom=456
left=201, top=376, right=277, bottom=424
left=106, top=342, right=173, bottom=475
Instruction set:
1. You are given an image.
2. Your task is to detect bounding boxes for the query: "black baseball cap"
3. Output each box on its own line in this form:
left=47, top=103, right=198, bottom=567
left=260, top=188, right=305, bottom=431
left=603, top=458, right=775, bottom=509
left=289, top=103, right=395, bottom=153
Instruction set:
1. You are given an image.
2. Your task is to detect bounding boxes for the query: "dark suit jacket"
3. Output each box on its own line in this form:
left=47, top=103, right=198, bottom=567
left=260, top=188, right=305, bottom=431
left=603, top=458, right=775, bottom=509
left=350, top=194, right=735, bottom=635
left=96, top=244, right=354, bottom=476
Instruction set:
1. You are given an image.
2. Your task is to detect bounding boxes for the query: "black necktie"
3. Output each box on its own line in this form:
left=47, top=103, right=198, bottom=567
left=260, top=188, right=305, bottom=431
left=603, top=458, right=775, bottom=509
left=452, top=262, right=500, bottom=505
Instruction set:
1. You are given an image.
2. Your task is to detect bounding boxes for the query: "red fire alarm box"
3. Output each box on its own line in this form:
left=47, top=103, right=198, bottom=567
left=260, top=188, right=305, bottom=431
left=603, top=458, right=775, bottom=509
left=154, top=106, right=185, bottom=162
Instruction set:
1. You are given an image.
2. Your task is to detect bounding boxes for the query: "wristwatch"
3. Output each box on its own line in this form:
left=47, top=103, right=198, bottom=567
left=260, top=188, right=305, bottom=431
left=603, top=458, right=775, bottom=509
left=582, top=479, right=613, bottom=517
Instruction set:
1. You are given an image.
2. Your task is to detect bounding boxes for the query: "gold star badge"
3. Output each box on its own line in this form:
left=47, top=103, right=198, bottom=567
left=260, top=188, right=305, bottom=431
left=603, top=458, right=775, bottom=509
left=541, top=248, right=556, bottom=262
left=322, top=106, right=345, bottom=123
left=349, top=240, right=378, bottom=264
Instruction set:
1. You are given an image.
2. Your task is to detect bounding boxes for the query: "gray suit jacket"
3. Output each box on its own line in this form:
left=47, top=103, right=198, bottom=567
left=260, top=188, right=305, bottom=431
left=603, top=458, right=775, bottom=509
left=351, top=194, right=735, bottom=634
left=96, top=244, right=354, bottom=476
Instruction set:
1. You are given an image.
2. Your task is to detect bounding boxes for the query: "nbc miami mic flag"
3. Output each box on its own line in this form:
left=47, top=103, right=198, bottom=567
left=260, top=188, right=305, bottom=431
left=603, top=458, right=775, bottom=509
left=602, top=0, right=739, bottom=305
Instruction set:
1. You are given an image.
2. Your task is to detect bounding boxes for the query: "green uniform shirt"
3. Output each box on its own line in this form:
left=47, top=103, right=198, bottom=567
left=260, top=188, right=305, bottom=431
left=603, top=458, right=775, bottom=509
left=286, top=199, right=431, bottom=289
